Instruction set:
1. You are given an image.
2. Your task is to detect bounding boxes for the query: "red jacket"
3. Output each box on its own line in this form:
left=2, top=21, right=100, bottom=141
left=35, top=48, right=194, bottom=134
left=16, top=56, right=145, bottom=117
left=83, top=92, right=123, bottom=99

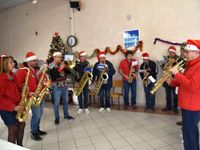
left=16, top=67, right=45, bottom=94
left=0, top=72, right=21, bottom=112
left=170, top=56, right=200, bottom=111
left=119, top=58, right=138, bottom=81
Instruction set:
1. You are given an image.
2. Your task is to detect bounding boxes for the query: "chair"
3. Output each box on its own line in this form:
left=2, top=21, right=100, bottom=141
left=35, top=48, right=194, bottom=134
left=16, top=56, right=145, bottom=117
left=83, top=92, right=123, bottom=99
left=110, top=80, right=123, bottom=110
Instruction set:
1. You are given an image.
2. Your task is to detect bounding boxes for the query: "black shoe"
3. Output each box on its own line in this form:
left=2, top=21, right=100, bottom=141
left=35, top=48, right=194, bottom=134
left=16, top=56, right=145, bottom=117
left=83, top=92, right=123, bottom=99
left=174, top=109, right=179, bottom=114
left=38, top=130, right=47, bottom=136
left=151, top=108, right=155, bottom=112
left=124, top=105, right=128, bottom=110
left=132, top=105, right=137, bottom=110
left=31, top=133, right=42, bottom=141
left=55, top=119, right=60, bottom=125
left=176, top=121, right=183, bottom=126
left=162, top=107, right=172, bottom=111
left=64, top=115, right=74, bottom=120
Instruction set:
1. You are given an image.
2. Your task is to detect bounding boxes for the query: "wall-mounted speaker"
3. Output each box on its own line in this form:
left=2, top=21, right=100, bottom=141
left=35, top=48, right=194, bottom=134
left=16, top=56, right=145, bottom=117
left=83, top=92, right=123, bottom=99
left=70, top=1, right=80, bottom=11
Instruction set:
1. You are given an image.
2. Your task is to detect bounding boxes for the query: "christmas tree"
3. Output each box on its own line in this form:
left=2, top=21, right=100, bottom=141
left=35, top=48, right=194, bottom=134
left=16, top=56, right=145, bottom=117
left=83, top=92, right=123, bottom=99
left=46, top=32, right=67, bottom=64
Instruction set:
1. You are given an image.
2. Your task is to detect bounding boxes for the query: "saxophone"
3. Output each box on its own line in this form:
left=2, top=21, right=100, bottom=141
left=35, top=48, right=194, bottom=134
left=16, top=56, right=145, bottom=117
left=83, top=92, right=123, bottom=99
left=150, top=57, right=186, bottom=94
left=94, top=64, right=108, bottom=94
left=32, top=66, right=51, bottom=107
left=142, top=63, right=149, bottom=87
left=128, top=66, right=136, bottom=83
left=16, top=67, right=32, bottom=122
left=75, top=65, right=93, bottom=96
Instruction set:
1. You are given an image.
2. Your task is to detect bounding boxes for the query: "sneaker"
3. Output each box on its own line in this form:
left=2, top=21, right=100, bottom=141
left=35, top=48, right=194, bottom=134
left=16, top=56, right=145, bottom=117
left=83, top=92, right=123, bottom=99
left=31, top=133, right=42, bottom=141
left=98, top=107, right=105, bottom=112
left=38, top=130, right=47, bottom=136
left=55, top=118, right=60, bottom=125
left=64, top=115, right=74, bottom=120
left=84, top=108, right=90, bottom=114
left=106, top=108, right=111, bottom=112
left=77, top=109, right=83, bottom=115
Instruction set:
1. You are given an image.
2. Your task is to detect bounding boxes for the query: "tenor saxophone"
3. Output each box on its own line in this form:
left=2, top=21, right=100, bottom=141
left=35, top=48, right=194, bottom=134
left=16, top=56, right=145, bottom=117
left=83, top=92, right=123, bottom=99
left=128, top=66, right=136, bottom=83
left=150, top=57, right=186, bottom=94
left=75, top=66, right=93, bottom=96
left=16, top=67, right=32, bottom=122
left=94, top=65, right=108, bottom=94
left=32, top=66, right=51, bottom=107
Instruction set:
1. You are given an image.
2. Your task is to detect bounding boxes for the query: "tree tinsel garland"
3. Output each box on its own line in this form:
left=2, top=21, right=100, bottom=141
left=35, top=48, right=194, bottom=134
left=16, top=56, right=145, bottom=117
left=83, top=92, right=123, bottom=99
left=154, top=38, right=182, bottom=46
left=78, top=41, right=143, bottom=59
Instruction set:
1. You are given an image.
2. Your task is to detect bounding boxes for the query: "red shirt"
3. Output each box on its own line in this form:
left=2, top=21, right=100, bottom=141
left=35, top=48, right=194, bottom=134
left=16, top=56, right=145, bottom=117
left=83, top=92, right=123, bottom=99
left=0, top=72, right=21, bottom=112
left=170, top=56, right=200, bottom=111
left=119, top=58, right=138, bottom=81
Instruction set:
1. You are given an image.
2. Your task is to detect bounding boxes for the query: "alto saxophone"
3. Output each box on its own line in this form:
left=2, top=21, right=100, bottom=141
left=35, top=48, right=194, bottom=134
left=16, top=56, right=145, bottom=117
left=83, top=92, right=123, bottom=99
left=142, top=64, right=149, bottom=87
left=75, top=65, right=93, bottom=96
left=128, top=66, right=136, bottom=83
left=94, top=64, right=108, bottom=94
left=16, top=67, right=32, bottom=122
left=150, top=57, right=186, bottom=94
left=32, top=66, right=51, bottom=107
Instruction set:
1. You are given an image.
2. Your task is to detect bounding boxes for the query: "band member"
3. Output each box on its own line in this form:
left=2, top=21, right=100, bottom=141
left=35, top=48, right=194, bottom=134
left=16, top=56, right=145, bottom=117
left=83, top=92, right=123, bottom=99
left=48, top=52, right=74, bottom=125
left=0, top=55, right=25, bottom=146
left=74, top=51, right=90, bottom=114
left=162, top=46, right=179, bottom=113
left=139, top=52, right=157, bottom=111
left=167, top=39, right=200, bottom=150
left=93, top=52, right=116, bottom=112
left=16, top=52, right=47, bottom=141
left=119, top=50, right=138, bottom=110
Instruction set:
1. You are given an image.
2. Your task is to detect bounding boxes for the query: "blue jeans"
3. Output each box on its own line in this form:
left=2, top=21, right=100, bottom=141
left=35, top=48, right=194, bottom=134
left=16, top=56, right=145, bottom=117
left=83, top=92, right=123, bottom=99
left=144, top=83, right=155, bottom=108
left=182, top=109, right=200, bottom=150
left=31, top=100, right=45, bottom=134
left=98, top=85, right=111, bottom=108
left=52, top=86, right=69, bottom=120
left=123, top=80, right=137, bottom=106
left=78, top=85, right=89, bottom=109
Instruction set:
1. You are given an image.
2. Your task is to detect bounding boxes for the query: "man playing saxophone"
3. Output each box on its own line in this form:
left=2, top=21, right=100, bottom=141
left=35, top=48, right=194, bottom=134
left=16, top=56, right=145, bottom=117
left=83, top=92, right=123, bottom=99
left=139, top=52, right=157, bottom=112
left=16, top=52, right=47, bottom=141
left=48, top=52, right=74, bottom=125
left=93, top=52, right=115, bottom=112
left=74, top=51, right=91, bottom=114
left=119, top=50, right=138, bottom=110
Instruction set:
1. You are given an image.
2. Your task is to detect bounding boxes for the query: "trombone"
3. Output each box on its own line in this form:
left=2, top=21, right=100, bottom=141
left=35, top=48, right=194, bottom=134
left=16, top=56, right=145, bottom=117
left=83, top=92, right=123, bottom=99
left=64, top=61, right=79, bottom=77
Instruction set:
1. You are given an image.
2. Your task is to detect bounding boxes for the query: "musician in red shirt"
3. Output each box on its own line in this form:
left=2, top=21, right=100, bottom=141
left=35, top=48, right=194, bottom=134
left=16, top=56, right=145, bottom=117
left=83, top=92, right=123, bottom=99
left=0, top=55, right=25, bottom=146
left=167, top=39, right=200, bottom=150
left=119, top=50, right=138, bottom=110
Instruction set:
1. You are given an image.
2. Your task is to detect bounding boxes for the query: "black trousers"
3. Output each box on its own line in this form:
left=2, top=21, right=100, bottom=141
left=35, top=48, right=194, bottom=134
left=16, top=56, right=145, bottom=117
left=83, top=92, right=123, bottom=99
left=164, top=85, right=178, bottom=109
left=78, top=85, right=89, bottom=109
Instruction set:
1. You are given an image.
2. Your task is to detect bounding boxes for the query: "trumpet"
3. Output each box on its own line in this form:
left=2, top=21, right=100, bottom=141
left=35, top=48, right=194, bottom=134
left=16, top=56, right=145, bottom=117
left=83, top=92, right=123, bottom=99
left=150, top=57, right=186, bottom=94
left=64, top=61, right=79, bottom=77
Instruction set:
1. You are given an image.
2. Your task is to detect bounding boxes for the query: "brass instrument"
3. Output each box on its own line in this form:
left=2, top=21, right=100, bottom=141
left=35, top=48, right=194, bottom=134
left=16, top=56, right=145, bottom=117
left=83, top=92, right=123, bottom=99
left=142, top=64, right=149, bottom=87
left=64, top=61, right=79, bottom=77
left=32, top=66, right=51, bottom=107
left=150, top=57, right=186, bottom=94
left=128, top=66, right=136, bottom=83
left=75, top=65, right=93, bottom=96
left=16, top=67, right=32, bottom=122
left=94, top=64, right=109, bottom=94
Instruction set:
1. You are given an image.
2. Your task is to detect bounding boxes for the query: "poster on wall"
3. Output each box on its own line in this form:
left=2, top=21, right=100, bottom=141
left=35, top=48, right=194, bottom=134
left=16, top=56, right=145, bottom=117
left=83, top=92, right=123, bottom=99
left=123, top=29, right=139, bottom=49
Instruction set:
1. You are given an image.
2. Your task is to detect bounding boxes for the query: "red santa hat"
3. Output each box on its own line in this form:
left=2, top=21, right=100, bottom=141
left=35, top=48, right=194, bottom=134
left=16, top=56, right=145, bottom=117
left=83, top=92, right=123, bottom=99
left=25, top=52, right=37, bottom=62
left=97, top=52, right=106, bottom=60
left=53, top=51, right=62, bottom=57
left=184, top=39, right=200, bottom=51
left=79, top=51, right=87, bottom=58
left=142, top=52, right=149, bottom=59
left=168, top=46, right=176, bottom=53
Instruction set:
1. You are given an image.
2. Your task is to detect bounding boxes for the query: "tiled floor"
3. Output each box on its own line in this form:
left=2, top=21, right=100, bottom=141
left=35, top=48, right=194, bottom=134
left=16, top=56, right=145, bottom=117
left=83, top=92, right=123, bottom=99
left=0, top=102, right=184, bottom=150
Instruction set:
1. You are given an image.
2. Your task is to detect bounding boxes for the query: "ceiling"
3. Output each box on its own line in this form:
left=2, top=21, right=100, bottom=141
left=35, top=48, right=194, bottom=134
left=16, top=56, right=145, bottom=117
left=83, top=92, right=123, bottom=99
left=0, top=0, right=31, bottom=12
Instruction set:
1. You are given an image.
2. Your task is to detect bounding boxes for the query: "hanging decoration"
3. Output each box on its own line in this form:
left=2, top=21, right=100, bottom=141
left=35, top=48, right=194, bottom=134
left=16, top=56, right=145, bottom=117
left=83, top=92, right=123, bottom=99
left=78, top=41, right=143, bottom=59
left=153, top=38, right=182, bottom=46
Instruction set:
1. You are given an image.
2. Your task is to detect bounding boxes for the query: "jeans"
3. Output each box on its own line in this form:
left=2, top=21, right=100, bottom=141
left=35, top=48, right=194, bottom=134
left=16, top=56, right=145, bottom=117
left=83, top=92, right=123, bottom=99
left=98, top=85, right=111, bottom=108
left=182, top=109, right=200, bottom=150
left=52, top=86, right=69, bottom=120
left=144, top=83, right=155, bottom=108
left=123, top=80, right=137, bottom=106
left=164, top=85, right=178, bottom=109
left=31, top=100, right=45, bottom=134
left=78, top=85, right=89, bottom=109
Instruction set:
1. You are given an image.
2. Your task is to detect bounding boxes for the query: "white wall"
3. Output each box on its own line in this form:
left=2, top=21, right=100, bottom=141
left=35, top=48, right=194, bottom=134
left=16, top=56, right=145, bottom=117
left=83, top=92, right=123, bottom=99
left=1, top=0, right=200, bottom=106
